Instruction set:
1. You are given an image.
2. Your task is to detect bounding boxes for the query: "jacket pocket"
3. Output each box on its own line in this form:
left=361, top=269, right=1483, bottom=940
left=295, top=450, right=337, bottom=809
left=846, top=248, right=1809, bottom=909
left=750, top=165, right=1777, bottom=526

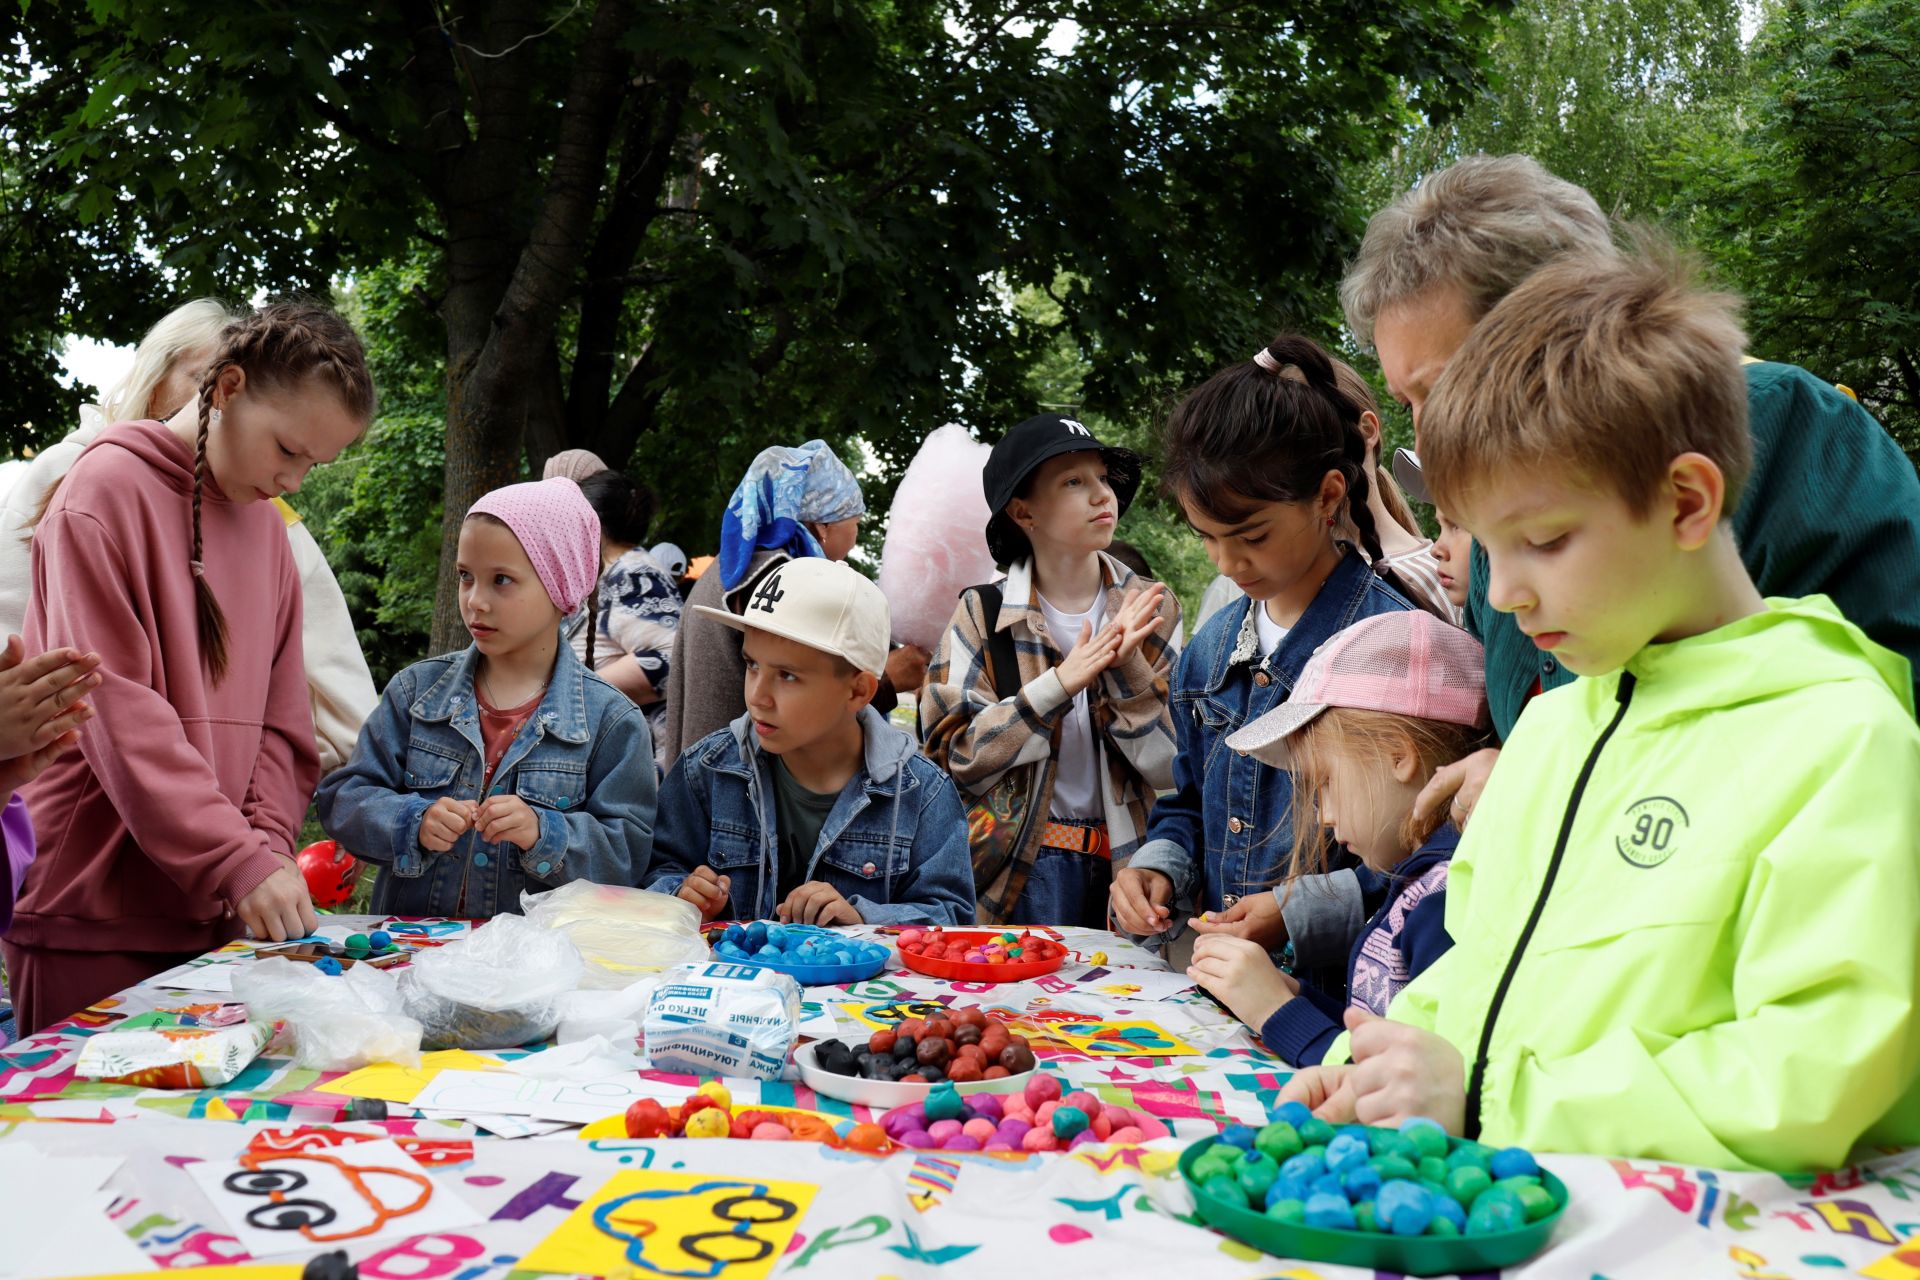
left=403, top=739, right=466, bottom=791
left=706, top=824, right=761, bottom=874
left=1528, top=861, right=1745, bottom=957
left=516, top=762, right=588, bottom=811
left=819, top=835, right=910, bottom=888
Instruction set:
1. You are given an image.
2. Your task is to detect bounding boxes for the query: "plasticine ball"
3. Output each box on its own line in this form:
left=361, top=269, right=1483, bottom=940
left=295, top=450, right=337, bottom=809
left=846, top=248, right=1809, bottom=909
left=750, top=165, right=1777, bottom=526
left=1514, top=1184, right=1558, bottom=1222
left=969, top=1093, right=1005, bottom=1123
left=1109, top=1125, right=1145, bottom=1144
left=1024, top=1074, right=1062, bottom=1107
left=962, top=1117, right=997, bottom=1143
left=750, top=1122, right=793, bottom=1141
left=844, top=1122, right=891, bottom=1153
left=902, top=1129, right=936, bottom=1149
left=344, top=932, right=371, bottom=953
left=1310, top=1173, right=1347, bottom=1200
left=1490, top=1146, right=1541, bottom=1180
left=1428, top=1216, right=1461, bottom=1237
left=1220, top=1123, right=1258, bottom=1151
left=1051, top=1105, right=1089, bottom=1140
left=1090, top=1110, right=1113, bottom=1141
left=1035, top=1100, right=1059, bottom=1127
left=1446, top=1164, right=1493, bottom=1207
left=924, top=1083, right=968, bottom=1122
left=1445, top=1143, right=1492, bottom=1173
left=1299, top=1116, right=1337, bottom=1147
left=1401, top=1116, right=1450, bottom=1159
left=694, top=1080, right=733, bottom=1111
left=1325, top=1131, right=1370, bottom=1173
left=1467, top=1196, right=1525, bottom=1235
left=368, top=929, right=392, bottom=950
left=1353, top=1200, right=1380, bottom=1233
left=1255, top=1120, right=1303, bottom=1163
left=1379, top=1180, right=1434, bottom=1236
left=1418, top=1155, right=1449, bottom=1185
left=1089, top=951, right=1108, bottom=965
left=944, top=1133, right=984, bottom=1152
left=995, top=1118, right=1033, bottom=1145
left=1063, top=1090, right=1101, bottom=1116
left=1371, top=1154, right=1418, bottom=1183
left=314, top=956, right=344, bottom=975
left=1304, top=1192, right=1356, bottom=1230
left=1280, top=1151, right=1328, bottom=1185
left=684, top=1107, right=731, bottom=1139
left=1237, top=1153, right=1277, bottom=1199
left=1344, top=1164, right=1383, bottom=1201
left=1021, top=1127, right=1060, bottom=1152
left=1272, top=1100, right=1313, bottom=1129
left=1265, top=1196, right=1306, bottom=1224
left=1433, top=1193, right=1467, bottom=1232
left=927, top=1119, right=964, bottom=1145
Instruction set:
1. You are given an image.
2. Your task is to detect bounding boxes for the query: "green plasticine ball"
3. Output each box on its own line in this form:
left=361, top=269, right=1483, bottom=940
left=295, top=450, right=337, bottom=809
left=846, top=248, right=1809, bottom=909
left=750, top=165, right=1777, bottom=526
left=1427, top=1216, right=1461, bottom=1237
left=1417, top=1155, right=1449, bottom=1185
left=343, top=932, right=371, bottom=952
left=1446, top=1164, right=1493, bottom=1208
left=1265, top=1197, right=1306, bottom=1224
left=1254, top=1120, right=1303, bottom=1163
left=1401, top=1116, right=1450, bottom=1160
left=1352, top=1200, right=1380, bottom=1233
left=1298, top=1116, right=1337, bottom=1147
left=1370, top=1154, right=1418, bottom=1183
left=1514, top=1184, right=1558, bottom=1222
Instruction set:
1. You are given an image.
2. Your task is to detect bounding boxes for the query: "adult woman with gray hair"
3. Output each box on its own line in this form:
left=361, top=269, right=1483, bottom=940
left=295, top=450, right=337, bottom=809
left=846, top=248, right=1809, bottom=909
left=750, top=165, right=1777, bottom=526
left=0, top=299, right=378, bottom=772
left=1202, top=153, right=1920, bottom=973
left=659, top=439, right=928, bottom=765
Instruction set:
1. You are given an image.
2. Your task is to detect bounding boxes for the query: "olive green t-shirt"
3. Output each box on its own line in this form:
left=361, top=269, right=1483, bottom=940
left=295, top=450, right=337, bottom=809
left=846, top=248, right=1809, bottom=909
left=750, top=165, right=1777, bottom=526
left=770, top=757, right=840, bottom=893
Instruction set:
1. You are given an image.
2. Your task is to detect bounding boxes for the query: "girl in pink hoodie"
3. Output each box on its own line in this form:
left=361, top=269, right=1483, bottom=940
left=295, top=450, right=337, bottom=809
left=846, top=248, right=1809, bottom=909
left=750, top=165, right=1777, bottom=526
left=2, top=301, right=374, bottom=1037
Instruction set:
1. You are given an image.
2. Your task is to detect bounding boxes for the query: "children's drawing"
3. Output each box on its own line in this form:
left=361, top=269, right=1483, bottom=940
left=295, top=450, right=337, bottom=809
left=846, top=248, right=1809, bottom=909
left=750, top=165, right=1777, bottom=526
left=515, top=1171, right=817, bottom=1279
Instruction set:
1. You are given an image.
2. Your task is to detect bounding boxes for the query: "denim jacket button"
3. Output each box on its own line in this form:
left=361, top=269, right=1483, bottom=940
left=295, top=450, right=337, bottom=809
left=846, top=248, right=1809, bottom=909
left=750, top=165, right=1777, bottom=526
left=1227, top=816, right=1245, bottom=834
left=862, top=862, right=876, bottom=875
left=1253, top=671, right=1272, bottom=687
left=473, top=852, right=489, bottom=867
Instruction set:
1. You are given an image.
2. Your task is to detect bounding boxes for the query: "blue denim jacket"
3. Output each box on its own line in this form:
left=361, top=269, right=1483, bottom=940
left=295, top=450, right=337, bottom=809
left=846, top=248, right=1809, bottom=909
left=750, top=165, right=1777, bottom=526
left=645, top=707, right=976, bottom=926
left=315, top=641, right=657, bottom=917
left=1132, top=550, right=1410, bottom=955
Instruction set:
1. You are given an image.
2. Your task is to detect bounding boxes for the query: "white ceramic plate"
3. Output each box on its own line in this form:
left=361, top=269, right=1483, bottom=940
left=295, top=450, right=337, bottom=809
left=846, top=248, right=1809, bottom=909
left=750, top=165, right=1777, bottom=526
left=795, top=1038, right=1036, bottom=1108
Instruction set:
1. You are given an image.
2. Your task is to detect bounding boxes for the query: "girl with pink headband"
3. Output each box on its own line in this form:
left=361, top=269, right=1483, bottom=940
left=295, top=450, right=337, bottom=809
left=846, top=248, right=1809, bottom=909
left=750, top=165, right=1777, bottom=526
left=317, top=478, right=657, bottom=918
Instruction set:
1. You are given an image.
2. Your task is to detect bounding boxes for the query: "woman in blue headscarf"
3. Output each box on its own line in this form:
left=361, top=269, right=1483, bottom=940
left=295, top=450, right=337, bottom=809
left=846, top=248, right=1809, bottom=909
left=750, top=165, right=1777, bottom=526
left=662, top=441, right=927, bottom=766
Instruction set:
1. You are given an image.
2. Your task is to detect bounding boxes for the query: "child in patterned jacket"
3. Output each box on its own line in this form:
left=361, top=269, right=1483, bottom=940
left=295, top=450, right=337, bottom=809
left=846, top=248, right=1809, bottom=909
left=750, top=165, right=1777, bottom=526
left=1185, top=611, right=1491, bottom=1067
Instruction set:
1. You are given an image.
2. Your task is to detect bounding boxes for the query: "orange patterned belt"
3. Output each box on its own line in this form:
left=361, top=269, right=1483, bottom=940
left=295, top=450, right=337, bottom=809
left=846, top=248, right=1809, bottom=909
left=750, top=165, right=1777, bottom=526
left=1039, top=821, right=1111, bottom=860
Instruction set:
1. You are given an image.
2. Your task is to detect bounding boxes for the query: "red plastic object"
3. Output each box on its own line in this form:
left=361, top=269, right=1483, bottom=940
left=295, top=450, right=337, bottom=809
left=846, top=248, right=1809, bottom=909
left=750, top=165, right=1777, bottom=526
left=898, top=929, right=1067, bottom=981
left=296, top=839, right=362, bottom=908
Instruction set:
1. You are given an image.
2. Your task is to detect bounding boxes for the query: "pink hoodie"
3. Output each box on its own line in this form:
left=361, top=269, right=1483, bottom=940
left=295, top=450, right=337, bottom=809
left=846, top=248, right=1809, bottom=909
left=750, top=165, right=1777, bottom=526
left=9, top=422, right=318, bottom=954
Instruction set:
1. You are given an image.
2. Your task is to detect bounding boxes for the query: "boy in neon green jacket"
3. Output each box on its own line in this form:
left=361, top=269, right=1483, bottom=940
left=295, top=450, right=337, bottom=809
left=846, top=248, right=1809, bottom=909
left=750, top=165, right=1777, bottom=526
left=1281, top=245, right=1920, bottom=1172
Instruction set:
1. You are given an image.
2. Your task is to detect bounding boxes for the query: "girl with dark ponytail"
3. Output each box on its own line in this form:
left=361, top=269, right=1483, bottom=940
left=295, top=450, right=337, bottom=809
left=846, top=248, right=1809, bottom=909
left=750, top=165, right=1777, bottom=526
left=1110, top=334, right=1417, bottom=1006
left=2, top=300, right=373, bottom=1037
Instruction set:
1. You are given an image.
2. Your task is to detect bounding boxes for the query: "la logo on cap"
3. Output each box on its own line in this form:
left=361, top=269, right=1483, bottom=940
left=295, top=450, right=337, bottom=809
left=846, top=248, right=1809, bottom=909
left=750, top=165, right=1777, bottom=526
left=750, top=568, right=787, bottom=615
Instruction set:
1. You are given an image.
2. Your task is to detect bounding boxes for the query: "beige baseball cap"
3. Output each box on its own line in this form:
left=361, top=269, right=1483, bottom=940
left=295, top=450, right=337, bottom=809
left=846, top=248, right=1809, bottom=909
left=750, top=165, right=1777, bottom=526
left=694, top=558, right=891, bottom=675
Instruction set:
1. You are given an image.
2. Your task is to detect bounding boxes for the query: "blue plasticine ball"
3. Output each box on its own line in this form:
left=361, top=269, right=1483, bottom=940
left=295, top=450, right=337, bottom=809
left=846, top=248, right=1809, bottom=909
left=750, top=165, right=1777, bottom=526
left=1490, top=1146, right=1541, bottom=1180
left=744, top=920, right=768, bottom=949
left=722, top=923, right=747, bottom=946
left=1432, top=1192, right=1467, bottom=1231
left=314, top=956, right=343, bottom=976
left=766, top=923, right=789, bottom=949
left=1265, top=1179, right=1300, bottom=1210
left=1309, top=1173, right=1347, bottom=1200
left=1273, top=1100, right=1313, bottom=1129
left=1280, top=1151, right=1327, bottom=1185
left=368, top=929, right=392, bottom=950
left=1325, top=1131, right=1370, bottom=1173
left=1343, top=1164, right=1382, bottom=1202
left=1220, top=1123, right=1258, bottom=1151
left=1303, top=1192, right=1356, bottom=1231
left=1378, top=1180, right=1434, bottom=1237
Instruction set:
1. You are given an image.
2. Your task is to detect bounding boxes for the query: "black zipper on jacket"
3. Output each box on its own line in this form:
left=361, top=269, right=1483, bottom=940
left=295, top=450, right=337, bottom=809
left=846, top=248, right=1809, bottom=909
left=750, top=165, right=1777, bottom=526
left=1463, top=670, right=1637, bottom=1140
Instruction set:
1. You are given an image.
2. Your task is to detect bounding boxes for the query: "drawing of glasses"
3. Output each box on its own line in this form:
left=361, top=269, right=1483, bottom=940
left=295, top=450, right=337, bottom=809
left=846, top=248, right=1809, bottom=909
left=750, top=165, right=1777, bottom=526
left=594, top=1179, right=801, bottom=1278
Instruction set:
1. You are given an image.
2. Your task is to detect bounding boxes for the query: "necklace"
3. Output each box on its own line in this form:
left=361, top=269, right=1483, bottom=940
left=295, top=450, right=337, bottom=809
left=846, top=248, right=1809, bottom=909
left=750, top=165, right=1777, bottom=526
left=479, top=667, right=548, bottom=709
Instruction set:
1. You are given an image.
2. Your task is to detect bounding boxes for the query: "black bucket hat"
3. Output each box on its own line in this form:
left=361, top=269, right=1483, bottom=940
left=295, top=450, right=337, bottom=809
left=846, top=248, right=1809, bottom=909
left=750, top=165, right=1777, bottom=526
left=982, top=413, right=1143, bottom=565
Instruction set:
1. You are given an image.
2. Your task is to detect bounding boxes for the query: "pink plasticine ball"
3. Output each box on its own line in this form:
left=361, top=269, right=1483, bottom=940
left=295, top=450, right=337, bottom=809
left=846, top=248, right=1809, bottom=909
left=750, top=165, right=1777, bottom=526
left=1025, top=1074, right=1062, bottom=1107
left=1064, top=1090, right=1100, bottom=1115
left=968, top=1094, right=1005, bottom=1122
left=927, top=1119, right=963, bottom=1144
left=902, top=1129, right=935, bottom=1149
left=962, top=1117, right=997, bottom=1143
left=750, top=1122, right=793, bottom=1141
left=1109, top=1125, right=1146, bottom=1144
left=942, top=1133, right=984, bottom=1151
left=1020, top=1126, right=1060, bottom=1152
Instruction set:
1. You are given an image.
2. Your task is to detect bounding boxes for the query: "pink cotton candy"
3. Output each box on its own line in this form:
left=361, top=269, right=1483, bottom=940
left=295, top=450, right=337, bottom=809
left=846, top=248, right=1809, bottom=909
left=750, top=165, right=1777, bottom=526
left=875, top=425, right=997, bottom=651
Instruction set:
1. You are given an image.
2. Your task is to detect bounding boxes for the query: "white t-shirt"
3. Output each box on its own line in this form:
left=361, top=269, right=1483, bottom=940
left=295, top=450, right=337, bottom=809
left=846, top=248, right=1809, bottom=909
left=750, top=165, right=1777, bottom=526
left=1254, top=600, right=1289, bottom=656
left=1038, top=590, right=1107, bottom=820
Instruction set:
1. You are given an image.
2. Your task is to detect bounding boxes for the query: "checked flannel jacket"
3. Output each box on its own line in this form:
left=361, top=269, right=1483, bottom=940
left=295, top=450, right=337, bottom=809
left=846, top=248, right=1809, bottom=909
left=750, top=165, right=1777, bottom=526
left=918, top=551, right=1180, bottom=922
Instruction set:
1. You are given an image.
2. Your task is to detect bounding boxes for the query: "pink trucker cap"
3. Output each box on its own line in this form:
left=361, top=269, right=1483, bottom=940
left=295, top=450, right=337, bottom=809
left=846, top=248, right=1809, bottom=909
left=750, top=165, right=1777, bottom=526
left=1224, top=610, right=1490, bottom=767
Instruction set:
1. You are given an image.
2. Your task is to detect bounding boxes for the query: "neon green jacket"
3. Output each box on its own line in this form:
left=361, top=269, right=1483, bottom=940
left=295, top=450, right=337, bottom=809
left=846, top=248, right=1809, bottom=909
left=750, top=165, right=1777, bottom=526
left=1328, top=596, right=1920, bottom=1172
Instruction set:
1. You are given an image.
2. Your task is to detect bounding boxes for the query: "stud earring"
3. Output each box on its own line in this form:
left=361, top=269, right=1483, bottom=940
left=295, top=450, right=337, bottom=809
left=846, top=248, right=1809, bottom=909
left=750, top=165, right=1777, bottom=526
left=210, top=408, right=223, bottom=428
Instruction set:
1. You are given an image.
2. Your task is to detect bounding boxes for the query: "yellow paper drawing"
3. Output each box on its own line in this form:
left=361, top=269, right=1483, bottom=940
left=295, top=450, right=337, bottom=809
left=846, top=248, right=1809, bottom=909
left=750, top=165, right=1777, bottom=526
left=1054, top=1020, right=1197, bottom=1057
left=314, top=1049, right=503, bottom=1104
left=516, top=1170, right=817, bottom=1279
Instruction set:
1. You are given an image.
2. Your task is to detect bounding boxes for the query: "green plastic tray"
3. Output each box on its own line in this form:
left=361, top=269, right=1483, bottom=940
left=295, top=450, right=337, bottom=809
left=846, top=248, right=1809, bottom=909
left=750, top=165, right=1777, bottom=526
left=1178, top=1134, right=1569, bottom=1276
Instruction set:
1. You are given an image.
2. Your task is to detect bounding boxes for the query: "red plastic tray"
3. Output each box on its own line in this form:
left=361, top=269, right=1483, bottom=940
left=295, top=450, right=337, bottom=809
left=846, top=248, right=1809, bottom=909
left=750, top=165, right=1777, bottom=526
left=897, top=929, right=1067, bottom=981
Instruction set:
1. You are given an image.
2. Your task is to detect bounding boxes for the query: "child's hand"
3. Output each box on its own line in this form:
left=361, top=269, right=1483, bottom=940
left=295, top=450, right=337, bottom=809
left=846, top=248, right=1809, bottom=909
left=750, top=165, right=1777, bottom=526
left=1187, top=934, right=1298, bottom=1029
left=1108, top=583, right=1168, bottom=666
left=1109, top=865, right=1174, bottom=934
left=1278, top=1063, right=1359, bottom=1121
left=1340, top=1008, right=1467, bottom=1134
left=236, top=863, right=319, bottom=943
left=476, top=795, right=540, bottom=851
left=1055, top=619, right=1122, bottom=697
left=0, top=726, right=84, bottom=798
left=1414, top=746, right=1502, bottom=830
left=0, top=636, right=100, bottom=761
left=419, top=796, right=476, bottom=853
left=677, top=865, right=732, bottom=921
left=1188, top=890, right=1287, bottom=947
left=778, top=881, right=863, bottom=926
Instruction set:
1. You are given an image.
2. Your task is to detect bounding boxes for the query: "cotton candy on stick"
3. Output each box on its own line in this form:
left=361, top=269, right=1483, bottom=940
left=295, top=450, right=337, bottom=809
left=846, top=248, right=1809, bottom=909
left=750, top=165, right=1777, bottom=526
left=878, top=424, right=999, bottom=652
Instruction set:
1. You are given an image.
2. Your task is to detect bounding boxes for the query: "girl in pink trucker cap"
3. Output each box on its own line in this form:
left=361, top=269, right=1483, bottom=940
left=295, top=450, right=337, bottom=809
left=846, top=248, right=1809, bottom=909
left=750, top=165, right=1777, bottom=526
left=1187, top=610, right=1491, bottom=1067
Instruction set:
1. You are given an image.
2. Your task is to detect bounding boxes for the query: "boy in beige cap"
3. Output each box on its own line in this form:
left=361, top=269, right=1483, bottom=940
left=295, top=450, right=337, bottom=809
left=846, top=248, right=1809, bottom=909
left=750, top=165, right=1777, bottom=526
left=645, top=558, right=975, bottom=925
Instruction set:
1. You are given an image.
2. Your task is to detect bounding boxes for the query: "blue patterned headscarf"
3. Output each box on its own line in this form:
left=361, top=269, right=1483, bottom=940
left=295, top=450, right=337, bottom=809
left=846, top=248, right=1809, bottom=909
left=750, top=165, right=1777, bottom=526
left=718, top=440, right=866, bottom=590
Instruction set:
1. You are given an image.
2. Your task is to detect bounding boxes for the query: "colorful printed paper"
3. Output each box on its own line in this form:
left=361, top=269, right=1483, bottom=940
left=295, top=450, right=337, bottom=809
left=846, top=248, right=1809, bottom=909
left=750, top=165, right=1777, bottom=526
left=514, top=1171, right=817, bottom=1279
left=313, top=1050, right=504, bottom=1105
left=74, top=1010, right=273, bottom=1088
left=1053, top=1020, right=1198, bottom=1057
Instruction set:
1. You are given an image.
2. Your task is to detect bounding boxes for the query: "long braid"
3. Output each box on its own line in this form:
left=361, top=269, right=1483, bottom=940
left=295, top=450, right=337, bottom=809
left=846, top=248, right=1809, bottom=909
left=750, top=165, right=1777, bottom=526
left=193, top=361, right=233, bottom=684
left=585, top=582, right=599, bottom=669
left=1338, top=426, right=1388, bottom=565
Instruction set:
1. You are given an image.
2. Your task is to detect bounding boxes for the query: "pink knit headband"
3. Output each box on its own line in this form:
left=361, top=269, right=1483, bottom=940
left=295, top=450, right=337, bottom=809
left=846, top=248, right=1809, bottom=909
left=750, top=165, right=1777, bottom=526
left=467, top=478, right=602, bottom=614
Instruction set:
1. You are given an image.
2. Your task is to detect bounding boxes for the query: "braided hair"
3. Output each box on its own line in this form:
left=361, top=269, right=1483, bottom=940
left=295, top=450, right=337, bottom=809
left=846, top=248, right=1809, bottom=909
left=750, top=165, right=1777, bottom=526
left=192, top=300, right=374, bottom=683
left=1160, top=333, right=1386, bottom=565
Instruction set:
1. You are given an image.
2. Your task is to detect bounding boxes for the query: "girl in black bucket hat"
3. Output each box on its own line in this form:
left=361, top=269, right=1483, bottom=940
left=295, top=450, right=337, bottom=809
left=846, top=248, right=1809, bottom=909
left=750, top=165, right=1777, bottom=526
left=918, top=414, right=1181, bottom=928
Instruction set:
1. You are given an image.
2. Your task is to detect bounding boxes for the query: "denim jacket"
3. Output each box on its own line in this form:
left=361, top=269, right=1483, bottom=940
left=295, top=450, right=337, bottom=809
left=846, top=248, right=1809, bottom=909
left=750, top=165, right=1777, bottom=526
left=315, top=641, right=657, bottom=917
left=1131, top=550, right=1409, bottom=987
left=645, top=706, right=976, bottom=926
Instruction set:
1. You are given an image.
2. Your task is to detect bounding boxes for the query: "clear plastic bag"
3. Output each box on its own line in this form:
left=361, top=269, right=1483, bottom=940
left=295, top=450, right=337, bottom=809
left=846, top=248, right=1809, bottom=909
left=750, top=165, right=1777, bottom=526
left=399, top=912, right=586, bottom=1049
left=233, top=957, right=423, bottom=1070
left=520, top=880, right=709, bottom=990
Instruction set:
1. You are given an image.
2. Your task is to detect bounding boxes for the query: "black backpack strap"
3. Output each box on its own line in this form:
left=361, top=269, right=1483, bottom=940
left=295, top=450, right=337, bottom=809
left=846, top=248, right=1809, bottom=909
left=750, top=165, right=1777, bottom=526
left=974, top=583, right=1021, bottom=702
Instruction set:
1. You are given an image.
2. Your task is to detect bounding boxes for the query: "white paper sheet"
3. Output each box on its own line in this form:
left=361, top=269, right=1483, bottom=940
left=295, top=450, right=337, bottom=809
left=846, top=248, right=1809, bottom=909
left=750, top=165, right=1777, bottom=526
left=147, top=962, right=236, bottom=993
left=0, top=1152, right=140, bottom=1279
left=407, top=1067, right=695, bottom=1125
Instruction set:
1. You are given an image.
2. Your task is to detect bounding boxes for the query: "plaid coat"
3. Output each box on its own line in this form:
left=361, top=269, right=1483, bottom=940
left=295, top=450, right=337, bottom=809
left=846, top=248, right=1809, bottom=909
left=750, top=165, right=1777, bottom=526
left=918, top=551, right=1179, bottom=922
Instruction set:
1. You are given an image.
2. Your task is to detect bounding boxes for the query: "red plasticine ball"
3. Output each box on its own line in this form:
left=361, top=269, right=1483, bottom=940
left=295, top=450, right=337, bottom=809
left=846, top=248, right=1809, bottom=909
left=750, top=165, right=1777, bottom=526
left=296, top=840, right=362, bottom=909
